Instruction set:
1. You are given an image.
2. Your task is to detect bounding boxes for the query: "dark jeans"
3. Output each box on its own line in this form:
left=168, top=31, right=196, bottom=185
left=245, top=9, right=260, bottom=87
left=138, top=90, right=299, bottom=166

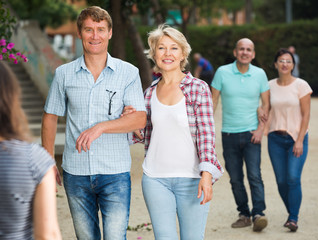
left=222, top=131, right=266, bottom=218
left=200, top=70, right=214, bottom=85
left=268, top=132, right=308, bottom=222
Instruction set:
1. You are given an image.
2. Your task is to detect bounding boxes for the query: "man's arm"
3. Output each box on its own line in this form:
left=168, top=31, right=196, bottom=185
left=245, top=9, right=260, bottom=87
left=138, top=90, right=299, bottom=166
left=251, top=90, right=270, bottom=143
left=41, top=112, right=62, bottom=186
left=76, top=111, right=146, bottom=153
left=211, top=87, right=220, bottom=113
left=41, top=112, right=58, bottom=156
left=194, top=66, right=202, bottom=78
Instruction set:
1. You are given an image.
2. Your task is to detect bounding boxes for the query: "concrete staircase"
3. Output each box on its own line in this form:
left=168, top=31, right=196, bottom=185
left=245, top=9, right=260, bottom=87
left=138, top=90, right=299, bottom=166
left=8, top=62, right=66, bottom=154
left=9, top=62, right=45, bottom=136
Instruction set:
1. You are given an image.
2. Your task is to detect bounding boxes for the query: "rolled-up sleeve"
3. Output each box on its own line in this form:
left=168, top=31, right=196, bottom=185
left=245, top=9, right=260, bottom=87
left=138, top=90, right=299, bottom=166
left=195, top=82, right=224, bottom=183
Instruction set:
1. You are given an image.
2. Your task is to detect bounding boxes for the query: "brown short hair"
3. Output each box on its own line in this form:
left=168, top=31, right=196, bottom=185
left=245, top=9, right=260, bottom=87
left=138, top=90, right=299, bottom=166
left=77, top=6, right=112, bottom=33
left=0, top=61, right=31, bottom=141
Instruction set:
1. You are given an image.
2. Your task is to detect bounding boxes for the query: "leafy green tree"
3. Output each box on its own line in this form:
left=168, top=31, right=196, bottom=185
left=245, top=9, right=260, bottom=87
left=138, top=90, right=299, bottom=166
left=86, top=0, right=153, bottom=90
left=154, top=0, right=216, bottom=38
left=293, top=0, right=318, bottom=20
left=0, top=0, right=16, bottom=40
left=254, top=0, right=318, bottom=24
left=0, top=0, right=28, bottom=63
left=213, top=0, right=245, bottom=24
left=212, top=0, right=266, bottom=24
left=8, top=0, right=78, bottom=29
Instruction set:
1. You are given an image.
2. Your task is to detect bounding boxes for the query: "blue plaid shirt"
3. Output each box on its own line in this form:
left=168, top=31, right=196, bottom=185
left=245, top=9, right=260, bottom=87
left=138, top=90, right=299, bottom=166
left=44, top=54, right=146, bottom=175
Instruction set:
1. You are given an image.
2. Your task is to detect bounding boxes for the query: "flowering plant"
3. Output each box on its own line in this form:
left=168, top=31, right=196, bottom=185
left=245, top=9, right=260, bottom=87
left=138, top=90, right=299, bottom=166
left=0, top=38, right=28, bottom=64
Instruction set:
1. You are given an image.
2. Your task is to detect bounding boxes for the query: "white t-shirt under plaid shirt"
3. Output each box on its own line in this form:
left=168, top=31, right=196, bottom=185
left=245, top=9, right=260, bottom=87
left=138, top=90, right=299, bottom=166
left=139, top=72, right=224, bottom=183
left=44, top=54, right=146, bottom=175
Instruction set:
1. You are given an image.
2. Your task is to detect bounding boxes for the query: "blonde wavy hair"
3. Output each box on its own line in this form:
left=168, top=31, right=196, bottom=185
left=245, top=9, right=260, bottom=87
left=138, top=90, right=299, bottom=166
left=147, top=24, right=191, bottom=73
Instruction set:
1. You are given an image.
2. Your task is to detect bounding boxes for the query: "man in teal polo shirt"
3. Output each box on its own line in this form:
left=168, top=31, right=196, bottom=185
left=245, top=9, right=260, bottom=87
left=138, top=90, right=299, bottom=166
left=211, top=38, right=270, bottom=232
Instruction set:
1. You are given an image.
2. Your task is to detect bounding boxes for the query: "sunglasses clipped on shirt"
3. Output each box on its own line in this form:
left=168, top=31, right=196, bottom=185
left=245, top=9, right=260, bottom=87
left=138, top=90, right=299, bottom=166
left=106, top=89, right=116, bottom=115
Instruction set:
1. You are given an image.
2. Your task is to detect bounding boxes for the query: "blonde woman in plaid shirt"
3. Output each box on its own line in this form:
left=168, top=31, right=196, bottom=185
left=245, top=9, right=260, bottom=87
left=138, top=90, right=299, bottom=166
left=125, top=25, right=223, bottom=240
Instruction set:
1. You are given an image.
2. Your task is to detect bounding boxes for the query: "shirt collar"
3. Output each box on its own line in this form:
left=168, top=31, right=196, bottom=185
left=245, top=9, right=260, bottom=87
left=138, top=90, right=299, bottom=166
left=75, top=53, right=116, bottom=73
left=149, top=72, right=194, bottom=89
left=180, top=72, right=194, bottom=85
left=232, top=60, right=252, bottom=76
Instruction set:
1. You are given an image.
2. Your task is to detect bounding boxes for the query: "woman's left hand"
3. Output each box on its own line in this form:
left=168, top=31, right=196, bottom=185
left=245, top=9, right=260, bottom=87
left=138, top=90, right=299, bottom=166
left=293, top=141, right=303, bottom=158
left=251, top=129, right=263, bottom=144
left=121, top=105, right=136, bottom=117
left=198, top=172, right=213, bottom=205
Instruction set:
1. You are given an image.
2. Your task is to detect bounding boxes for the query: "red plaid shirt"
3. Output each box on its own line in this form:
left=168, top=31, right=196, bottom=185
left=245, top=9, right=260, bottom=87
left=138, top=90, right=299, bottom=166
left=137, top=72, right=223, bottom=183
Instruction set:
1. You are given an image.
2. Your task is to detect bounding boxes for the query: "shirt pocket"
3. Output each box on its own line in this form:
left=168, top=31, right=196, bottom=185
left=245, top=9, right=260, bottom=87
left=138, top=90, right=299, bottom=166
left=104, top=89, right=124, bottom=119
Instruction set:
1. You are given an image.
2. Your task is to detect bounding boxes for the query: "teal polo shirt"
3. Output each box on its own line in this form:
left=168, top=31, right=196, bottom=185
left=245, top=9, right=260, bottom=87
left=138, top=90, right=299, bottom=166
left=211, top=61, right=269, bottom=133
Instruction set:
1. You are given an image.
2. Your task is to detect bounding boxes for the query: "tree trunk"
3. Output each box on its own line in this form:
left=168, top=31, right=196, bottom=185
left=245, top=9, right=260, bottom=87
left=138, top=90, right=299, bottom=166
left=180, top=5, right=196, bottom=41
left=180, top=7, right=188, bottom=40
left=245, top=0, right=253, bottom=24
left=110, top=0, right=126, bottom=59
left=150, top=0, right=164, bottom=25
left=125, top=16, right=152, bottom=90
left=233, top=10, right=237, bottom=25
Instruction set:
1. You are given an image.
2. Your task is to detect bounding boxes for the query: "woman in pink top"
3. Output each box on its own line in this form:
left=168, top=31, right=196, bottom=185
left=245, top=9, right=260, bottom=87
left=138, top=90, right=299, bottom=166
left=266, top=48, right=312, bottom=232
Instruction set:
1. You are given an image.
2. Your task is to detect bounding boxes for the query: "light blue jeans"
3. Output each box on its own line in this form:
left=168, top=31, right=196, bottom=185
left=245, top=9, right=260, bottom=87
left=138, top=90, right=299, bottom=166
left=142, top=174, right=210, bottom=240
left=268, top=132, right=308, bottom=222
left=63, top=171, right=131, bottom=240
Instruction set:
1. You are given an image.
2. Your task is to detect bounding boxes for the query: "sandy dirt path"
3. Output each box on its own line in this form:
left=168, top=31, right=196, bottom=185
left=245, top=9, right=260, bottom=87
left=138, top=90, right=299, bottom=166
left=56, top=98, right=318, bottom=240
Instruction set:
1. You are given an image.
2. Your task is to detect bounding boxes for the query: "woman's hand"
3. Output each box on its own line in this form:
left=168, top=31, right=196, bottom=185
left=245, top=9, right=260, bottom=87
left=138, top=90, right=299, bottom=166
left=293, top=140, right=304, bottom=158
left=197, top=171, right=213, bottom=205
left=251, top=128, right=263, bottom=144
left=121, top=105, right=136, bottom=117
left=121, top=105, right=144, bottom=140
left=257, top=107, right=268, bottom=124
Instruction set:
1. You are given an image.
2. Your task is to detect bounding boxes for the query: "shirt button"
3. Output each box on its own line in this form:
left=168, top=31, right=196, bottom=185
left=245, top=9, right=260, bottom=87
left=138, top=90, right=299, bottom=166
left=90, top=151, right=94, bottom=155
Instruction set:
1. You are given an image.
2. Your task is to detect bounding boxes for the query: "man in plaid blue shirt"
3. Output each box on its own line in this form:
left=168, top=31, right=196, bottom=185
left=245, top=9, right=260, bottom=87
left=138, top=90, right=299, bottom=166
left=41, top=6, right=146, bottom=240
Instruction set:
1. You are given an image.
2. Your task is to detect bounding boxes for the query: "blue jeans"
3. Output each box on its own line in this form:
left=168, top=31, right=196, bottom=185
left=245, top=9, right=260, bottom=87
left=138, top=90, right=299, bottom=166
left=142, top=174, right=210, bottom=240
left=268, top=132, right=308, bottom=222
left=222, top=131, right=266, bottom=218
left=63, top=171, right=131, bottom=240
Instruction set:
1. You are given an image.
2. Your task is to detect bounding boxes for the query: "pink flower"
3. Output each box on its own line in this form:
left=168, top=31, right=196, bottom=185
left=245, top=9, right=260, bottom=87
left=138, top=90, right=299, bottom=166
left=137, top=237, right=142, bottom=239
left=0, top=39, right=29, bottom=64
left=0, top=39, right=6, bottom=46
left=7, top=42, right=15, bottom=50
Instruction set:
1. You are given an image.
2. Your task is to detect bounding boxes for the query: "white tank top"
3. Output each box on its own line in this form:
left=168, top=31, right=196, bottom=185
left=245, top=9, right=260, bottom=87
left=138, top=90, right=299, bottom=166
left=142, top=86, right=200, bottom=178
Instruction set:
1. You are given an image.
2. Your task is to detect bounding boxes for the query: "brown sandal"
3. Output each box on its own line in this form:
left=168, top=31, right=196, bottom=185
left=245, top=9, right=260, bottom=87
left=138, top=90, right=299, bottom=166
left=286, top=220, right=298, bottom=232
left=283, top=220, right=289, bottom=227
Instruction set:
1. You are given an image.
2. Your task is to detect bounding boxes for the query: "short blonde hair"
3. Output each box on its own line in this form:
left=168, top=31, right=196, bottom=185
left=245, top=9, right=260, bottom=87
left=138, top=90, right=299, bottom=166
left=147, top=24, right=191, bottom=73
